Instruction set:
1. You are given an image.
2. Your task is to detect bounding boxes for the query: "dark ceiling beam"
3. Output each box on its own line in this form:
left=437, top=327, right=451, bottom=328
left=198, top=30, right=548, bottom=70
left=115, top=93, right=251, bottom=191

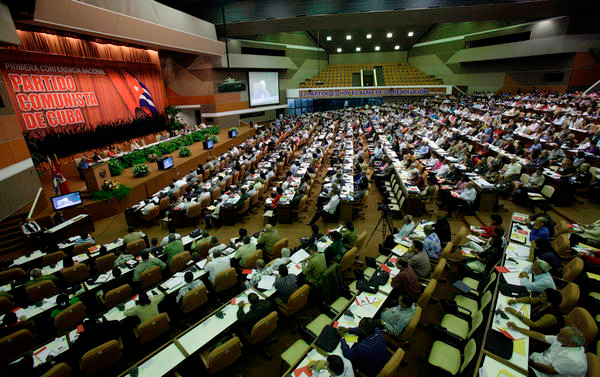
left=215, top=0, right=582, bottom=37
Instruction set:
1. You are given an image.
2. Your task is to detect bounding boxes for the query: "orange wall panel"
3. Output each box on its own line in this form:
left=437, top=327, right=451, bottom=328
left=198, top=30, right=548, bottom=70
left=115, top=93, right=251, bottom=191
left=215, top=101, right=249, bottom=112
left=167, top=95, right=216, bottom=106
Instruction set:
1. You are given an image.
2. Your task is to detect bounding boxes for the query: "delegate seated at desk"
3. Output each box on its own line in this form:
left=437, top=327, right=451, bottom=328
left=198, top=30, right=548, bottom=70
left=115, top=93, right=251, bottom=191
left=133, top=250, right=166, bottom=282
left=309, top=355, right=355, bottom=377
left=236, top=293, right=271, bottom=331
left=234, top=236, right=256, bottom=267
left=124, top=291, right=165, bottom=323
left=506, top=324, right=587, bottom=377
left=69, top=318, right=121, bottom=361
left=176, top=271, right=205, bottom=304
left=337, top=318, right=389, bottom=377
left=519, top=259, right=556, bottom=293
left=205, top=250, right=230, bottom=283
left=163, top=235, right=184, bottom=263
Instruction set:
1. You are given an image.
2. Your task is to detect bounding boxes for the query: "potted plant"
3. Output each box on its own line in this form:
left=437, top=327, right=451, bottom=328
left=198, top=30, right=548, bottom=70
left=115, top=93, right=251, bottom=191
left=108, top=159, right=124, bottom=176
left=164, top=105, right=185, bottom=135
left=132, top=163, right=150, bottom=177
left=178, top=146, right=191, bottom=157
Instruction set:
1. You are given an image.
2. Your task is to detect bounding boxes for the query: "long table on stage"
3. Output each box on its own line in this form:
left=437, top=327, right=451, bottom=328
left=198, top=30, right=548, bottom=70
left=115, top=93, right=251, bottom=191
left=43, top=213, right=94, bottom=244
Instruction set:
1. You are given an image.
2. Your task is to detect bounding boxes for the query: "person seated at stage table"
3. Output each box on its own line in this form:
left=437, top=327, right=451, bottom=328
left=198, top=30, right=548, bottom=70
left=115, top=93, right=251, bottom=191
left=107, top=146, right=117, bottom=157
left=236, top=292, right=272, bottom=332
left=234, top=236, right=257, bottom=267
left=506, top=324, right=587, bottom=377
left=123, top=226, right=144, bottom=247
left=92, top=151, right=103, bottom=162
left=130, top=140, right=142, bottom=150
left=404, top=240, right=431, bottom=278
left=380, top=295, right=416, bottom=337
left=391, top=257, right=421, bottom=300
left=125, top=290, right=165, bottom=324
left=519, top=259, right=556, bottom=293
left=133, top=250, right=166, bottom=282
left=337, top=318, right=389, bottom=377
left=257, top=224, right=281, bottom=253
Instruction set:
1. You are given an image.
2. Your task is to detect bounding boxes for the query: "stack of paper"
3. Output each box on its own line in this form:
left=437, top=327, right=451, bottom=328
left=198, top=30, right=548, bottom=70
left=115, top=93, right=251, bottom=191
left=257, top=275, right=276, bottom=290
left=290, top=249, right=310, bottom=264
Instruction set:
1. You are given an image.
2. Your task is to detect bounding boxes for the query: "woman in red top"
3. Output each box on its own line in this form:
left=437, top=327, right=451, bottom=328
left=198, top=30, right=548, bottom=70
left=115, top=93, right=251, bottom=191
left=480, top=214, right=503, bottom=238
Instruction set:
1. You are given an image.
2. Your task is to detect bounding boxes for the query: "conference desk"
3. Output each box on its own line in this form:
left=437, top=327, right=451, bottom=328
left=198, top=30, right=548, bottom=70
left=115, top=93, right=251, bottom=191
left=43, top=214, right=94, bottom=244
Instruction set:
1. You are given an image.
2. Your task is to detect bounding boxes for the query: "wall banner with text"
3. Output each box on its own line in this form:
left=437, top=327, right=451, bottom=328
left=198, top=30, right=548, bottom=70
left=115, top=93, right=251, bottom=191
left=0, top=50, right=165, bottom=135
left=286, top=85, right=451, bottom=99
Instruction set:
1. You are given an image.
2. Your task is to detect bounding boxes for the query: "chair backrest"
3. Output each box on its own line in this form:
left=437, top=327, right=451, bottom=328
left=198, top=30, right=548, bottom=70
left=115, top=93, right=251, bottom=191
left=249, top=192, right=260, bottom=207
left=0, top=296, right=14, bottom=314
left=459, top=338, right=477, bottom=373
left=541, top=185, right=555, bottom=199
left=196, top=239, right=213, bottom=259
left=237, top=199, right=250, bottom=214
left=554, top=234, right=571, bottom=257
left=555, top=219, right=569, bottom=236
left=480, top=290, right=493, bottom=312
left=454, top=226, right=469, bottom=249
left=158, top=197, right=171, bottom=211
left=60, top=264, right=90, bottom=285
left=399, top=305, right=422, bottom=340
left=214, top=268, right=237, bottom=292
left=43, top=251, right=66, bottom=267
left=354, top=231, right=368, bottom=252
left=203, top=169, right=211, bottom=180
left=270, top=237, right=288, bottom=259
left=376, top=347, right=406, bottom=377
left=212, top=188, right=222, bottom=200
left=54, top=301, right=86, bottom=333
left=0, top=267, right=26, bottom=285
left=285, top=284, right=310, bottom=316
left=41, top=362, right=73, bottom=377
left=417, top=279, right=437, bottom=309
left=80, top=339, right=122, bottom=374
left=202, top=336, right=242, bottom=374
left=249, top=311, right=278, bottom=344
left=244, top=249, right=263, bottom=269
left=144, top=206, right=160, bottom=221
left=180, top=285, right=208, bottom=314
left=187, top=203, right=203, bottom=219
left=340, top=247, right=358, bottom=272
left=25, top=279, right=58, bottom=302
left=104, top=284, right=132, bottom=309
left=169, top=251, right=191, bottom=273
left=200, top=194, right=212, bottom=210
left=126, top=239, right=146, bottom=257
left=431, top=258, right=446, bottom=280
left=564, top=307, right=598, bottom=347
left=72, top=242, right=93, bottom=256
left=95, top=253, right=116, bottom=274
left=140, top=265, right=162, bottom=290
left=562, top=257, right=584, bottom=282
left=137, top=313, right=170, bottom=344
left=0, top=329, right=34, bottom=364
left=586, top=353, right=600, bottom=377
left=468, top=309, right=484, bottom=338
left=559, top=282, right=580, bottom=313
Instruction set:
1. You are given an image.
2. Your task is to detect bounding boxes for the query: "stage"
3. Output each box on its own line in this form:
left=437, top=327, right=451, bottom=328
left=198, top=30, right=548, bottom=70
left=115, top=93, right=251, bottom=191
left=36, top=125, right=256, bottom=223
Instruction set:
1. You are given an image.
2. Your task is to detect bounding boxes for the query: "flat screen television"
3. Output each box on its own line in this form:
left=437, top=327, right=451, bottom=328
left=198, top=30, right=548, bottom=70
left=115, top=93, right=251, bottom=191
left=51, top=191, right=82, bottom=211
left=228, top=129, right=237, bottom=138
left=157, top=156, right=174, bottom=170
left=203, top=139, right=214, bottom=150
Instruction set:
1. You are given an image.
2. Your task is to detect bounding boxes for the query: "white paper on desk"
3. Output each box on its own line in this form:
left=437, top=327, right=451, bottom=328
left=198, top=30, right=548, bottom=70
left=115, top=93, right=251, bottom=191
left=290, top=249, right=310, bottom=264
left=506, top=244, right=530, bottom=259
left=257, top=275, right=276, bottom=290
left=41, top=298, right=55, bottom=310
left=196, top=259, right=207, bottom=269
left=478, top=367, right=488, bottom=377
left=466, top=235, right=486, bottom=244
left=163, top=277, right=184, bottom=290
left=34, top=346, right=54, bottom=363
left=140, top=358, right=154, bottom=370
left=173, top=272, right=185, bottom=278
left=503, top=273, right=523, bottom=286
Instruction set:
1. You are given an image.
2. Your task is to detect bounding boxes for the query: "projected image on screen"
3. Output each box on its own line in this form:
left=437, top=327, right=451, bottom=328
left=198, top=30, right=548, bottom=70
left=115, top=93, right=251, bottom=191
left=52, top=192, right=82, bottom=211
left=248, top=71, right=279, bottom=107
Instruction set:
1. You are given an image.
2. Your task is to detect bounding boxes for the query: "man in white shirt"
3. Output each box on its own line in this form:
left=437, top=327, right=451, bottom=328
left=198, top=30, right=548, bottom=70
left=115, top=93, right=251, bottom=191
left=501, top=157, right=522, bottom=180
left=309, top=354, right=355, bottom=377
left=160, top=230, right=181, bottom=246
left=141, top=199, right=157, bottom=216
left=205, top=250, right=230, bottom=283
left=506, top=325, right=587, bottom=377
left=308, top=189, right=341, bottom=225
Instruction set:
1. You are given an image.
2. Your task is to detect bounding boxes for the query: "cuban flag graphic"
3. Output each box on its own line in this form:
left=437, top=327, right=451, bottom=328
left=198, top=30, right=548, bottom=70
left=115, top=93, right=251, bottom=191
left=124, top=71, right=158, bottom=115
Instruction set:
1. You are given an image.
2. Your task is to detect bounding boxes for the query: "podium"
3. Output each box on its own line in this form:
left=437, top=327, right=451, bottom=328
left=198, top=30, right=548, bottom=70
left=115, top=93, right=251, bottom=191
left=82, top=161, right=111, bottom=192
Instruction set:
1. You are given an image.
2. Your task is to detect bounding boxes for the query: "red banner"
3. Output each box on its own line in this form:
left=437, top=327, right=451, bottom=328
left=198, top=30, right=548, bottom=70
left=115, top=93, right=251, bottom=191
left=0, top=50, right=165, bottom=134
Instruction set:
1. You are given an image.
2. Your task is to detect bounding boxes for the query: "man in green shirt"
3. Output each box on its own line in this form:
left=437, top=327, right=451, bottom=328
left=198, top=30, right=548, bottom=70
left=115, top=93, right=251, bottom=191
left=303, top=244, right=327, bottom=285
left=236, top=293, right=272, bottom=332
left=163, top=234, right=184, bottom=263
left=257, top=224, right=280, bottom=252
left=26, top=268, right=59, bottom=287
left=133, top=250, right=166, bottom=282
left=324, top=231, right=345, bottom=265
left=341, top=222, right=358, bottom=248
left=234, top=236, right=257, bottom=266
left=123, top=226, right=144, bottom=246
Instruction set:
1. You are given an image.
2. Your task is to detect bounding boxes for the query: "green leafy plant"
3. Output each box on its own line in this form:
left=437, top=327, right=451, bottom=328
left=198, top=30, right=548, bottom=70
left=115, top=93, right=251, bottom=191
left=90, top=180, right=130, bottom=201
left=146, top=153, right=159, bottom=162
left=164, top=105, right=185, bottom=131
left=179, top=146, right=191, bottom=157
left=132, top=163, right=150, bottom=177
left=108, top=159, right=124, bottom=176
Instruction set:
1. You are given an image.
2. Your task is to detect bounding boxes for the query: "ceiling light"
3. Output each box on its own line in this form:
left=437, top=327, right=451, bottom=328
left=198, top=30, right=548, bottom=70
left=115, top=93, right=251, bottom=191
left=337, top=48, right=342, bottom=52
left=394, top=45, right=400, bottom=50
left=366, top=33, right=372, bottom=39
left=355, top=47, right=361, bottom=52
left=374, top=46, right=380, bottom=51
left=408, top=31, right=414, bottom=37
left=346, top=35, right=352, bottom=40
left=386, top=32, right=393, bottom=38
left=326, top=36, right=332, bottom=41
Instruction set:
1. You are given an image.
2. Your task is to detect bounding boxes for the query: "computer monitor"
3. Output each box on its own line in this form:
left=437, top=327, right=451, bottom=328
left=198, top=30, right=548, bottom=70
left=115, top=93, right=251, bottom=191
left=51, top=191, right=82, bottom=211
left=157, top=156, right=174, bottom=170
left=204, top=139, right=214, bottom=150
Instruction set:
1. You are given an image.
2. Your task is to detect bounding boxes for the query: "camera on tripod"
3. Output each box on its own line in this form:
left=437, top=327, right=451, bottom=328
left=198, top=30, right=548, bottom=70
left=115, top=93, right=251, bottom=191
left=377, top=202, right=389, bottom=212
